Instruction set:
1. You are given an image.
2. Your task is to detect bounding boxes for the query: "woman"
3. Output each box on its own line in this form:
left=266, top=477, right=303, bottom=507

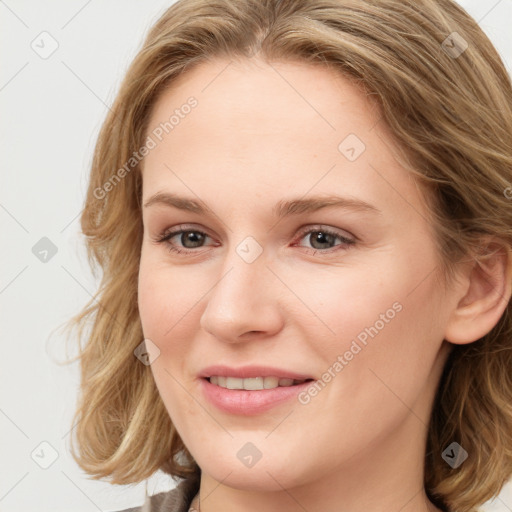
left=64, top=1, right=512, bottom=511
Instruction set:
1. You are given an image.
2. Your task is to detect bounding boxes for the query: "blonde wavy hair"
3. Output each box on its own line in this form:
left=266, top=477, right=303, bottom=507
left=61, top=1, right=512, bottom=511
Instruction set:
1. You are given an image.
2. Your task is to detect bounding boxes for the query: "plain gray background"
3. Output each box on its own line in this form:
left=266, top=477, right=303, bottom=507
left=1, top=1, right=511, bottom=511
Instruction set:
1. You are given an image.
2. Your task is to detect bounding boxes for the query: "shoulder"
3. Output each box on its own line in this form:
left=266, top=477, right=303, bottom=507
left=110, top=474, right=200, bottom=512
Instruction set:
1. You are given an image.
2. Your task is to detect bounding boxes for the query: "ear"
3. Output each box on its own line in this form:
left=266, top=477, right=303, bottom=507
left=444, top=239, right=512, bottom=345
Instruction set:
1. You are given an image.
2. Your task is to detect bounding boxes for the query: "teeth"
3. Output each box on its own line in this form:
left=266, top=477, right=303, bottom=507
left=209, top=376, right=306, bottom=390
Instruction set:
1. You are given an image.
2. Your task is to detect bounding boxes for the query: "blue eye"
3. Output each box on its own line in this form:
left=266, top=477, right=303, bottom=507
left=153, top=225, right=356, bottom=255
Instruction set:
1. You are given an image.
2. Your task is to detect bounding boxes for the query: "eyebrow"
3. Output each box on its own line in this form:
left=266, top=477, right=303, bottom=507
left=143, top=192, right=381, bottom=218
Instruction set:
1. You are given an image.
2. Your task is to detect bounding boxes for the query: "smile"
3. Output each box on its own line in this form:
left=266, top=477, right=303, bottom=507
left=208, top=375, right=312, bottom=390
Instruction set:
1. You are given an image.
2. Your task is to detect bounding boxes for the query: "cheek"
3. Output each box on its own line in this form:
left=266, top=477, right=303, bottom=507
left=338, top=270, right=445, bottom=417
left=279, top=261, right=400, bottom=355
left=297, top=251, right=444, bottom=396
left=137, top=265, right=167, bottom=342
left=138, top=257, right=203, bottom=423
left=137, top=250, right=198, bottom=346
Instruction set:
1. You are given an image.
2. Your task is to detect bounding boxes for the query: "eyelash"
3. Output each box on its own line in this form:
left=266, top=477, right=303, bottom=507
left=152, top=224, right=356, bottom=256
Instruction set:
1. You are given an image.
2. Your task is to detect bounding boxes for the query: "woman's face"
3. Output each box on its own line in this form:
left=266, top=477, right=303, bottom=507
left=138, top=58, right=457, bottom=496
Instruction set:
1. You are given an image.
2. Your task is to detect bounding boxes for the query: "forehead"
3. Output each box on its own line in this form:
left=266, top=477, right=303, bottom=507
left=141, top=57, right=424, bottom=220
left=145, top=57, right=381, bottom=148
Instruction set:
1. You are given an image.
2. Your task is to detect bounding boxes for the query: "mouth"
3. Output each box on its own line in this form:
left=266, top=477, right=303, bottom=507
left=204, top=376, right=315, bottom=391
left=200, top=375, right=317, bottom=415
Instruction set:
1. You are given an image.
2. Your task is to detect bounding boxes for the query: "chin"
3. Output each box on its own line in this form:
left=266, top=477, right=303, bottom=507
left=200, top=454, right=313, bottom=492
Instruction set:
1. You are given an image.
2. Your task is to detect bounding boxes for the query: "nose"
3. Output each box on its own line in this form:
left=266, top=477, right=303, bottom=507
left=199, top=247, right=284, bottom=343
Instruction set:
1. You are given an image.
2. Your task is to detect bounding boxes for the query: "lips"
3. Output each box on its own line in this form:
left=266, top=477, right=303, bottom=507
left=198, top=364, right=315, bottom=381
left=200, top=377, right=316, bottom=415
